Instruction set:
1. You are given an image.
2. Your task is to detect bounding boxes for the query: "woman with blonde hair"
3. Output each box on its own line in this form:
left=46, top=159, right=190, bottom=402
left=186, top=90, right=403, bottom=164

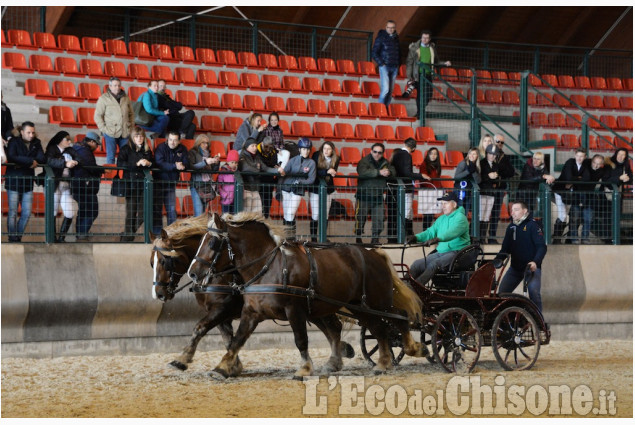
left=234, top=113, right=266, bottom=152
left=478, top=134, right=494, bottom=159
left=188, top=133, right=220, bottom=216
left=308, top=141, right=340, bottom=241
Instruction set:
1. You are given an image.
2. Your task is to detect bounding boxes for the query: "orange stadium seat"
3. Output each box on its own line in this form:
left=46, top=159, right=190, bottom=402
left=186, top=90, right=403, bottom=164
left=570, top=94, right=587, bottom=108
left=30, top=54, right=59, bottom=75
left=55, top=57, right=83, bottom=77
left=606, top=77, right=624, bottom=91
left=33, top=32, right=61, bottom=51
left=282, top=75, right=304, bottom=92
left=343, top=80, right=364, bottom=97
left=53, top=80, right=81, bottom=102
left=291, top=120, right=312, bottom=138
left=395, top=126, right=415, bottom=141
left=216, top=50, right=240, bottom=67
left=278, top=55, right=299, bottom=72
left=502, top=91, right=519, bottom=105
left=328, top=100, right=348, bottom=116
left=317, top=58, right=338, bottom=74
left=2, top=52, right=33, bottom=73
left=105, top=39, right=131, bottom=58
left=25, top=79, right=56, bottom=100
left=600, top=115, right=618, bottom=130
left=278, top=119, right=290, bottom=135
left=224, top=117, right=243, bottom=134
left=574, top=76, right=592, bottom=89
left=200, top=116, right=225, bottom=134
left=337, top=59, right=360, bottom=76
left=173, top=46, right=199, bottom=64
left=258, top=53, right=280, bottom=70
left=558, top=75, right=575, bottom=89
left=302, top=77, right=322, bottom=93
left=491, top=71, right=509, bottom=85
left=8, top=29, right=36, bottom=49
left=565, top=113, right=582, bottom=128
left=287, top=97, right=309, bottom=115
left=415, top=127, right=436, bottom=143
left=547, top=113, right=566, bottom=128
left=150, top=44, right=176, bottom=63
left=77, top=107, right=97, bottom=127
left=485, top=89, right=504, bottom=104
left=617, top=116, right=633, bottom=131
left=79, top=59, right=106, bottom=79
left=127, top=86, right=146, bottom=102
left=614, top=136, right=632, bottom=151
left=175, top=90, right=199, bottom=108
left=445, top=150, right=465, bottom=167
left=357, top=61, right=378, bottom=76
left=619, top=97, right=632, bottom=110
left=439, top=67, right=459, bottom=82
left=590, top=77, right=607, bottom=90
left=553, top=94, right=571, bottom=108
left=174, top=67, right=201, bottom=86
left=541, top=74, right=558, bottom=87
left=240, top=72, right=264, bottom=90
left=623, top=78, right=633, bottom=91
left=354, top=124, right=374, bottom=141
left=362, top=81, right=380, bottom=96
left=313, top=122, right=335, bottom=139
left=102, top=61, right=129, bottom=80
left=334, top=123, right=356, bottom=141
left=530, top=112, right=548, bottom=126
left=348, top=101, right=368, bottom=117
left=298, top=56, right=319, bottom=73
left=151, top=65, right=175, bottom=83
left=507, top=72, right=521, bottom=85
left=587, top=95, right=604, bottom=109
left=369, top=102, right=389, bottom=119
left=389, top=103, right=415, bottom=122
left=221, top=93, right=245, bottom=111
left=58, top=34, right=84, bottom=54
left=129, top=41, right=153, bottom=60
left=542, top=133, right=561, bottom=147
left=321, top=79, right=344, bottom=96
left=261, top=74, right=283, bottom=91
left=49, top=106, right=81, bottom=127
left=308, top=99, right=331, bottom=116
left=376, top=125, right=397, bottom=143
left=476, top=70, right=492, bottom=84
left=340, top=147, right=362, bottom=165
left=534, top=92, right=553, bottom=106
left=603, top=95, right=620, bottom=110
left=237, top=51, right=260, bottom=69
left=264, top=96, right=286, bottom=113
left=196, top=48, right=217, bottom=64
left=197, top=69, right=220, bottom=87
left=243, top=94, right=264, bottom=111
left=127, top=63, right=151, bottom=81
left=78, top=83, right=101, bottom=102
left=210, top=141, right=227, bottom=159
left=218, top=70, right=241, bottom=89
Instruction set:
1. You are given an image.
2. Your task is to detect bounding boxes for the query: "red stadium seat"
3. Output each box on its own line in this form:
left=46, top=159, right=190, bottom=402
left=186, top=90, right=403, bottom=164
left=375, top=125, right=396, bottom=143
left=30, top=54, right=59, bottom=75
left=278, top=55, right=299, bottom=72
left=291, top=120, right=312, bottom=138
left=368, top=102, right=389, bottom=119
left=565, top=113, right=582, bottom=128
left=174, top=67, right=201, bottom=87
left=2, top=52, right=33, bottom=73
left=313, top=122, right=335, bottom=139
left=534, top=92, right=553, bottom=106
left=619, top=97, right=632, bottom=110
left=340, top=147, right=362, bottom=165
left=262, top=74, right=284, bottom=92
left=298, top=56, right=319, bottom=73
left=617, top=116, right=633, bottom=131
left=127, top=63, right=151, bottom=81
left=561, top=134, right=580, bottom=149
left=33, top=32, right=61, bottom=51
left=77, top=107, right=97, bottom=127
left=328, top=100, right=348, bottom=117
left=264, top=96, right=286, bottom=113
left=7, top=29, right=36, bottom=49
left=129, top=41, right=153, bottom=60
left=354, top=124, right=375, bottom=141
left=200, top=116, right=227, bottom=134
left=151, top=44, right=178, bottom=63
left=321, top=79, right=344, bottom=96
left=197, top=69, right=220, bottom=87
left=395, top=126, right=415, bottom=141
left=542, top=133, right=561, bottom=147
left=586, top=95, right=604, bottom=109
left=243, top=94, right=264, bottom=111
left=78, top=83, right=101, bottom=102
left=128, top=86, right=146, bottom=102
left=210, top=140, right=227, bottom=159
left=302, top=77, right=322, bottom=93
left=558, top=75, right=575, bottom=89
left=603, top=95, right=620, bottom=110
left=25, top=79, right=56, bottom=100
left=151, top=65, right=176, bottom=83
left=445, top=150, right=465, bottom=167
left=174, top=46, right=199, bottom=64
left=49, top=106, right=81, bottom=127
left=553, top=94, right=571, bottom=108
left=476, top=70, right=492, bottom=84
left=541, top=74, right=558, bottom=87
left=196, top=48, right=217, bottom=64
left=237, top=51, right=260, bottom=69
left=570, top=94, right=587, bottom=108
left=317, top=58, right=338, bottom=74
left=439, top=67, right=459, bottom=82
left=574, top=76, right=592, bottom=89
left=224, top=117, right=244, bottom=134
left=334, top=123, right=357, bottom=141
left=102, top=61, right=129, bottom=81
left=415, top=127, right=437, bottom=143
left=547, top=113, right=566, bottom=128
left=623, top=78, right=633, bottom=91
left=53, top=80, right=81, bottom=102
left=55, top=57, right=83, bottom=77
left=348, top=101, right=368, bottom=117
left=389, top=103, right=415, bottom=122
left=240, top=72, right=264, bottom=90
left=337, top=59, right=360, bottom=76
left=600, top=115, right=618, bottom=130
left=80, top=59, right=106, bottom=79
left=485, top=89, right=503, bottom=104
left=530, top=112, right=548, bottom=126
left=216, top=50, right=240, bottom=67
left=357, top=61, right=378, bottom=77
left=58, top=34, right=85, bottom=54
left=287, top=97, right=310, bottom=115
left=343, top=80, right=365, bottom=97
left=258, top=53, right=280, bottom=70
left=606, top=77, right=624, bottom=91
left=221, top=93, right=245, bottom=111
left=590, top=77, right=607, bottom=90
left=491, top=71, right=510, bottom=85
left=175, top=90, right=199, bottom=108
left=362, top=81, right=380, bottom=96
left=308, top=99, right=332, bottom=116
left=282, top=75, right=304, bottom=92
left=218, top=71, right=242, bottom=89
left=105, top=39, right=132, bottom=58
left=502, top=91, right=519, bottom=105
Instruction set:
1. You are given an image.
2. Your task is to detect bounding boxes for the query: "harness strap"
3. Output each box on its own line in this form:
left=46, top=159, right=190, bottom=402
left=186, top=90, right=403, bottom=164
left=304, top=243, right=319, bottom=315
left=191, top=284, right=240, bottom=295
left=352, top=246, right=369, bottom=308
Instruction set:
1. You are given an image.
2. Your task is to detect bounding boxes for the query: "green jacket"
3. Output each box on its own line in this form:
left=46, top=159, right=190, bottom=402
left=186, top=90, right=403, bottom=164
left=355, top=153, right=396, bottom=204
left=413, top=206, right=470, bottom=253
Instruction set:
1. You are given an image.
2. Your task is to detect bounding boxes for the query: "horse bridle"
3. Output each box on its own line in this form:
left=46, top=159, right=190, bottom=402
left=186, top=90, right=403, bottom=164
left=152, top=245, right=191, bottom=295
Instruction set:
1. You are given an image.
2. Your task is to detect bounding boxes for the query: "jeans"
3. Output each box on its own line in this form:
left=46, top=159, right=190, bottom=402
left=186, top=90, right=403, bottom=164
left=103, top=135, right=128, bottom=164
left=190, top=185, right=205, bottom=217
left=410, top=250, right=457, bottom=285
left=72, top=189, right=99, bottom=236
left=140, top=114, right=170, bottom=138
left=7, top=190, right=33, bottom=239
left=498, top=267, right=543, bottom=312
left=569, top=204, right=592, bottom=239
left=378, top=65, right=399, bottom=106
left=153, top=182, right=177, bottom=233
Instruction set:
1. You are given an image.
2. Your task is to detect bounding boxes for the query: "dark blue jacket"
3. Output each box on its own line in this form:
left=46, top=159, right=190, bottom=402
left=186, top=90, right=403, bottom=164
left=5, top=136, right=45, bottom=193
left=499, top=213, right=547, bottom=271
left=72, top=142, right=103, bottom=194
left=372, top=30, right=400, bottom=68
left=154, top=142, right=189, bottom=181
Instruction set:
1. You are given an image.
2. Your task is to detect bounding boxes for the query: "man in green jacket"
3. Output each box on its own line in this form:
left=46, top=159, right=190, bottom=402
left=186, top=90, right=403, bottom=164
left=355, top=143, right=396, bottom=244
left=407, top=191, right=470, bottom=285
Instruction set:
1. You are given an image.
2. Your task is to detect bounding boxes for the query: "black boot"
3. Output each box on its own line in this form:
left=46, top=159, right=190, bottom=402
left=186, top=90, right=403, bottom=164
left=56, top=217, right=73, bottom=243
left=552, top=219, right=566, bottom=244
left=355, top=227, right=363, bottom=244
left=479, top=222, right=488, bottom=244
left=310, top=219, right=318, bottom=242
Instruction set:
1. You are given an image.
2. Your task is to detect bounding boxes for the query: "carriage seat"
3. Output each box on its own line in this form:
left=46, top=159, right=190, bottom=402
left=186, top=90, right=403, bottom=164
left=430, top=243, right=482, bottom=290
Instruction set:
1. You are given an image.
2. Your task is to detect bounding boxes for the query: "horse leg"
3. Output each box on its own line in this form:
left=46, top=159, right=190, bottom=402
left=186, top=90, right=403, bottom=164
left=358, top=314, right=393, bottom=374
left=310, top=315, right=344, bottom=374
left=397, top=319, right=428, bottom=358
left=286, top=305, right=314, bottom=379
left=213, top=311, right=260, bottom=379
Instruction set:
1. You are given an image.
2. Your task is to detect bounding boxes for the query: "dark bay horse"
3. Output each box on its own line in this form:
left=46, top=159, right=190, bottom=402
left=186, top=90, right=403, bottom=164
left=151, top=214, right=354, bottom=373
left=187, top=212, right=426, bottom=378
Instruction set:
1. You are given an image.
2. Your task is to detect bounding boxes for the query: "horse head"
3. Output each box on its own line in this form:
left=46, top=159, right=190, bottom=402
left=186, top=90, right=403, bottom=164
left=187, top=212, right=231, bottom=284
left=151, top=228, right=194, bottom=302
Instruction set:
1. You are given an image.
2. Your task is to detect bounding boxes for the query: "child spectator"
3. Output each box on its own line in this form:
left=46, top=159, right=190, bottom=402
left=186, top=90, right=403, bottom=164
left=218, top=150, right=240, bottom=214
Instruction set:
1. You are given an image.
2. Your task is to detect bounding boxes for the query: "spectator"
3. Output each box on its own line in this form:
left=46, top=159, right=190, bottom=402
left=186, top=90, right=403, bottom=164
left=71, top=132, right=104, bottom=241
left=157, top=79, right=196, bottom=140
left=5, top=121, right=45, bottom=242
left=218, top=150, right=240, bottom=214
left=45, top=131, right=78, bottom=242
left=235, top=113, right=266, bottom=152
left=555, top=148, right=591, bottom=244
left=488, top=134, right=516, bottom=243
left=2, top=93, right=14, bottom=145
left=280, top=137, right=316, bottom=239
left=418, top=147, right=442, bottom=229
left=139, top=80, right=170, bottom=139
left=355, top=143, right=396, bottom=244
left=238, top=138, right=284, bottom=213
left=372, top=20, right=400, bottom=107
left=517, top=152, right=555, bottom=216
left=586, top=154, right=611, bottom=242
left=94, top=76, right=134, bottom=164
left=117, top=127, right=153, bottom=242
left=309, top=141, right=340, bottom=242
left=260, top=112, right=285, bottom=152
left=453, top=147, right=481, bottom=216
left=256, top=136, right=280, bottom=218
left=477, top=134, right=494, bottom=159
left=387, top=137, right=422, bottom=242
left=406, top=192, right=470, bottom=286
left=479, top=144, right=501, bottom=243
left=604, top=148, right=632, bottom=188
left=188, top=134, right=220, bottom=216
left=153, top=131, right=189, bottom=233
left=496, top=201, right=547, bottom=312
left=405, top=29, right=451, bottom=117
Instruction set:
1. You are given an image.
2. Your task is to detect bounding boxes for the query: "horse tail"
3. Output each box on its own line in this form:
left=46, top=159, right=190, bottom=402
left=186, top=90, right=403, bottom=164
left=374, top=248, right=423, bottom=324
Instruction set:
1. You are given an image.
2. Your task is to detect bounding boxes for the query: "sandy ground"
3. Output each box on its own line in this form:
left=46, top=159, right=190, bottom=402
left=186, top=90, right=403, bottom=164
left=1, top=339, right=632, bottom=418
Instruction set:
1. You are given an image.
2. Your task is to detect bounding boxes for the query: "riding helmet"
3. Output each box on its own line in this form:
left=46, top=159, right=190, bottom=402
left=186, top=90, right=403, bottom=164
left=298, top=137, right=312, bottom=149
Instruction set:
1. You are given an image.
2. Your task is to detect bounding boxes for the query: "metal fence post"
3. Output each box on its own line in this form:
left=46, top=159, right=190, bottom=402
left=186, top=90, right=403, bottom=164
left=318, top=179, right=328, bottom=242
left=611, top=185, right=621, bottom=245
left=367, top=33, right=373, bottom=61
left=234, top=173, right=244, bottom=213
left=533, top=47, right=540, bottom=74
left=471, top=184, right=480, bottom=240
left=519, top=71, right=529, bottom=152
left=40, top=6, right=46, bottom=32
left=124, top=9, right=130, bottom=44
left=43, top=165, right=56, bottom=244
left=396, top=183, right=405, bottom=244
left=253, top=22, right=259, bottom=55
left=469, top=72, right=479, bottom=148
left=143, top=169, right=153, bottom=243
left=581, top=121, right=589, bottom=153
left=483, top=44, right=489, bottom=69
left=583, top=50, right=589, bottom=77
left=541, top=183, right=552, bottom=243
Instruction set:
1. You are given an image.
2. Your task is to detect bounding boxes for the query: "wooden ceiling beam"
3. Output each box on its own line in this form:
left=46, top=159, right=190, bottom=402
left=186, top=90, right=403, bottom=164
left=45, top=6, right=75, bottom=35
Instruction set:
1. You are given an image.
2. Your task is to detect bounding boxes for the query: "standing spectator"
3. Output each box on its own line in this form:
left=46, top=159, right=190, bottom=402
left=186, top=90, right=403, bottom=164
left=387, top=137, right=422, bottom=242
left=355, top=143, right=396, bottom=244
left=604, top=148, right=632, bottom=188
left=256, top=136, right=280, bottom=218
left=586, top=154, right=611, bottom=242
left=117, top=127, right=153, bottom=242
left=556, top=148, right=591, bottom=244
left=5, top=121, right=45, bottom=242
left=157, top=79, right=196, bottom=140
left=488, top=134, right=516, bottom=243
left=153, top=131, right=189, bottom=233
left=71, top=132, right=104, bottom=241
left=234, top=113, right=266, bottom=152
left=477, top=134, right=494, bottom=159
left=517, top=152, right=555, bottom=216
left=139, top=80, right=170, bottom=138
left=238, top=138, right=284, bottom=213
left=309, top=141, right=340, bottom=242
left=418, top=147, right=442, bottom=229
left=218, top=150, right=240, bottom=214
left=372, top=20, right=400, bottom=107
left=405, top=30, right=451, bottom=117
left=496, top=201, right=547, bottom=312
left=479, top=144, right=501, bottom=243
left=188, top=134, right=220, bottom=216
left=280, top=137, right=316, bottom=239
left=453, top=147, right=481, bottom=217
left=94, top=77, right=134, bottom=164
left=45, top=131, right=78, bottom=242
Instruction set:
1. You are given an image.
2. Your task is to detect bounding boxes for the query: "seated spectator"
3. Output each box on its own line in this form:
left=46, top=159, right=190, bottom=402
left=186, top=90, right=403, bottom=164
left=309, top=141, right=340, bottom=242
left=71, top=132, right=104, bottom=241
left=238, top=138, right=284, bottom=213
left=453, top=147, right=480, bottom=217
left=188, top=134, right=220, bottom=216
left=218, top=150, right=240, bottom=214
left=139, top=80, right=170, bottom=138
left=94, top=76, right=134, bottom=164
left=479, top=144, right=501, bottom=243
left=157, top=79, right=196, bottom=140
left=279, top=137, right=316, bottom=239
left=153, top=131, right=189, bottom=233
left=517, top=152, right=555, bottom=215
left=45, top=131, right=78, bottom=242
left=260, top=112, right=284, bottom=152
left=406, top=192, right=470, bottom=286
left=235, top=113, right=266, bottom=152
left=418, top=147, right=442, bottom=229
left=117, top=127, right=153, bottom=242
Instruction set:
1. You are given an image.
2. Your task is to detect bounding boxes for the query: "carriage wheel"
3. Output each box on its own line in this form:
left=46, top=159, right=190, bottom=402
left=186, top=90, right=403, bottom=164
left=359, top=326, right=404, bottom=367
left=491, top=306, right=540, bottom=371
left=432, top=308, right=482, bottom=373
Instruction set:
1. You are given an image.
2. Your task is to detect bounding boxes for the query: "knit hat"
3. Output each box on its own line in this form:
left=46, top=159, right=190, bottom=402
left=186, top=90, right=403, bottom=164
left=85, top=131, right=102, bottom=145
left=226, top=150, right=239, bottom=162
left=485, top=144, right=499, bottom=155
left=243, top=137, right=257, bottom=150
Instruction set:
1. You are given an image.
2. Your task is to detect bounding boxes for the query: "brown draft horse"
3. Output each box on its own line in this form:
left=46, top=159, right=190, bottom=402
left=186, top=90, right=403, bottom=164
left=187, top=212, right=427, bottom=378
left=151, top=215, right=354, bottom=372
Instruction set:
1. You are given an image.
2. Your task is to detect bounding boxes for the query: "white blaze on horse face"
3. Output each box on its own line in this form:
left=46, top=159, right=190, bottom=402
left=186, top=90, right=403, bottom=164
left=152, top=252, right=159, bottom=300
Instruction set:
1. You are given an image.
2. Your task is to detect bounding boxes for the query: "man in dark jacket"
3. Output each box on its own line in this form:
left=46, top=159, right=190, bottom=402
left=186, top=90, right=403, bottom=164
left=372, top=20, right=400, bottom=107
left=5, top=121, right=45, bottom=242
left=152, top=131, right=189, bottom=233
left=517, top=152, right=555, bottom=215
left=157, top=80, right=196, bottom=139
left=556, top=148, right=591, bottom=244
left=387, top=137, right=422, bottom=242
left=72, top=131, right=104, bottom=241
left=355, top=143, right=396, bottom=244
left=496, top=201, right=547, bottom=312
left=488, top=134, right=516, bottom=244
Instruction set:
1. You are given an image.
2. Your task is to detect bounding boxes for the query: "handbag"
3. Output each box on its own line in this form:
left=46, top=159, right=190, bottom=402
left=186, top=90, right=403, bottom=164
left=110, top=174, right=127, bottom=197
left=195, top=181, right=217, bottom=201
left=133, top=95, right=153, bottom=127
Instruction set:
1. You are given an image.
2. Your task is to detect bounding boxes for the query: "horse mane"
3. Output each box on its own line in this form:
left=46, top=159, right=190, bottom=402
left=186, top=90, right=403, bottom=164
left=373, top=248, right=423, bottom=324
left=220, top=212, right=288, bottom=246
left=155, top=214, right=209, bottom=249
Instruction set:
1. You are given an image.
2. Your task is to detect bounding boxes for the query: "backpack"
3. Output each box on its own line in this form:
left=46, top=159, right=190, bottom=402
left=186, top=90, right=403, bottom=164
left=133, top=94, right=153, bottom=126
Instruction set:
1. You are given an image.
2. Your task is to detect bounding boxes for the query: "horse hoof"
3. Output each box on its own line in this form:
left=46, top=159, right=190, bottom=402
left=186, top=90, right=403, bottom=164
left=169, top=360, right=188, bottom=371
left=341, top=342, right=355, bottom=359
left=209, top=368, right=229, bottom=380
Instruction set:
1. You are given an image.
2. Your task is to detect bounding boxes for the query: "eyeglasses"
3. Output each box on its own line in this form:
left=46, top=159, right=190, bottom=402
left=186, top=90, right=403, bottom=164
left=372, top=150, right=384, bottom=154
left=495, top=140, right=504, bottom=145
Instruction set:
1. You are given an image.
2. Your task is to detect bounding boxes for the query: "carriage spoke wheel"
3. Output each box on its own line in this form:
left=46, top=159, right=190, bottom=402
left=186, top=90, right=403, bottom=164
left=360, top=326, right=404, bottom=367
left=432, top=308, right=482, bottom=373
left=491, top=306, right=540, bottom=371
